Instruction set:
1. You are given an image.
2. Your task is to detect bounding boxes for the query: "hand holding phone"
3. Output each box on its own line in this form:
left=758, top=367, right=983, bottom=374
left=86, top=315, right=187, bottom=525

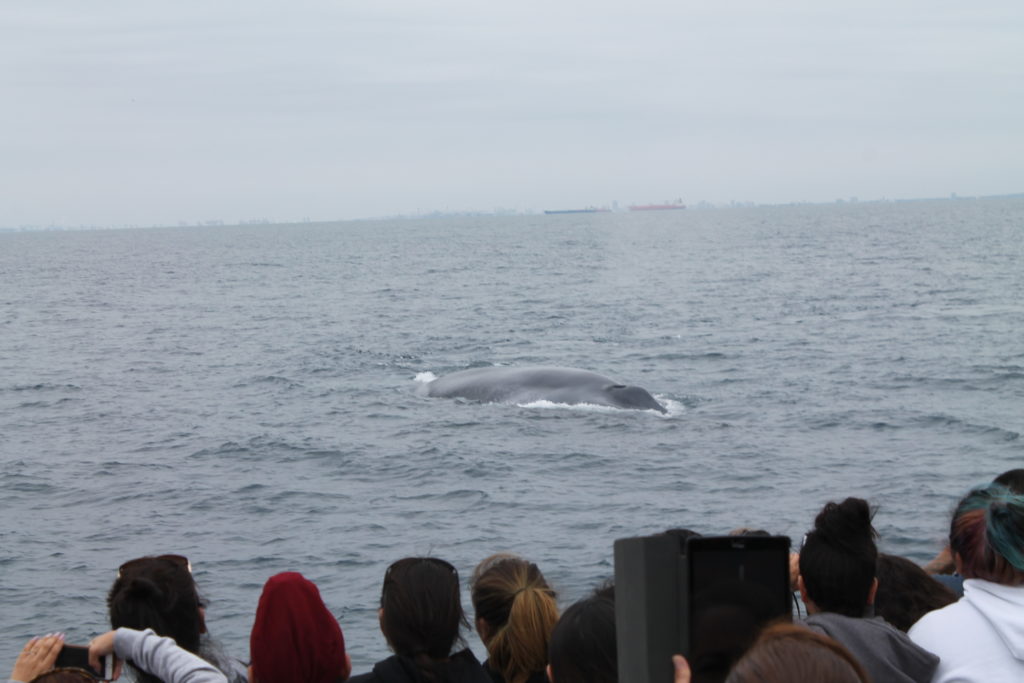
left=87, top=631, right=121, bottom=680
left=55, top=642, right=115, bottom=680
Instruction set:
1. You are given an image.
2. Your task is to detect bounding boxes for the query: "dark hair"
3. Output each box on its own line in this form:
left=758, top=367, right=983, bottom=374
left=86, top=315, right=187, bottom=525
left=591, top=580, right=615, bottom=602
left=28, top=670, right=97, bottom=683
left=548, top=596, right=616, bottom=683
left=471, top=555, right=558, bottom=683
left=663, top=528, right=703, bottom=543
left=798, top=498, right=878, bottom=617
left=729, top=528, right=771, bottom=538
left=994, top=469, right=1024, bottom=494
left=725, top=623, right=869, bottom=683
left=874, top=554, right=957, bottom=631
left=949, top=483, right=1024, bottom=585
left=379, top=557, right=468, bottom=679
left=108, top=556, right=204, bottom=683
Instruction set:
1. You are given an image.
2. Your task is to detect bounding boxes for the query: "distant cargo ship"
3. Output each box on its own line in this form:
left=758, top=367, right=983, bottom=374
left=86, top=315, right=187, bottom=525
left=628, top=200, right=686, bottom=211
left=544, top=208, right=612, bottom=215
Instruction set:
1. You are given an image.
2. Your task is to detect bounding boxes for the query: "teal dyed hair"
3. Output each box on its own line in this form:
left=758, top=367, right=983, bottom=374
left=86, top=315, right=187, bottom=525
left=950, top=484, right=1024, bottom=584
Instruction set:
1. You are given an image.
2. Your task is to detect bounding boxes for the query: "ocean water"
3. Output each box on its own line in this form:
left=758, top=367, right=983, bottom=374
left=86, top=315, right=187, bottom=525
left=2, top=198, right=1022, bottom=672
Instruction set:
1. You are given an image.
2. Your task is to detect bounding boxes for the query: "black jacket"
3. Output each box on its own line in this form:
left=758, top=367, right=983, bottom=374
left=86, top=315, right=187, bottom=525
left=482, top=662, right=548, bottom=683
left=349, top=649, right=492, bottom=683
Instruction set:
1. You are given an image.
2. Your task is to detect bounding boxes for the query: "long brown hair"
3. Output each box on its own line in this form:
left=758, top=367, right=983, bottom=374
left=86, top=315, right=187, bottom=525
left=380, top=557, right=468, bottom=682
left=471, top=555, right=558, bottom=683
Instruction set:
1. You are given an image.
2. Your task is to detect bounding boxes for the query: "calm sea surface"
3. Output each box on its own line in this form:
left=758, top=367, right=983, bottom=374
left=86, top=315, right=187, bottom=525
left=2, top=198, right=1022, bottom=672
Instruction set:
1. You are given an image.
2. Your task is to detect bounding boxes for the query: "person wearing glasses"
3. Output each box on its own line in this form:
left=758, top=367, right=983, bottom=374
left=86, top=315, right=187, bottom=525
left=348, top=557, right=490, bottom=683
left=107, top=555, right=246, bottom=683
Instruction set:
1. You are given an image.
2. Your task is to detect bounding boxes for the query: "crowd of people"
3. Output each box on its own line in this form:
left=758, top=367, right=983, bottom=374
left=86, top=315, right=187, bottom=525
left=8, top=470, right=1023, bottom=683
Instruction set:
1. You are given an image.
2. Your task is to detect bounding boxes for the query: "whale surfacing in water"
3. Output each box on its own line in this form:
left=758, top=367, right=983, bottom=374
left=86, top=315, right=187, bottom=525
left=425, top=366, right=667, bottom=414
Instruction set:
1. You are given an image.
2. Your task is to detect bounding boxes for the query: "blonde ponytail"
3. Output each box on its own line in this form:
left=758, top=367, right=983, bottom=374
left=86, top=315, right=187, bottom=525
left=472, top=556, right=559, bottom=683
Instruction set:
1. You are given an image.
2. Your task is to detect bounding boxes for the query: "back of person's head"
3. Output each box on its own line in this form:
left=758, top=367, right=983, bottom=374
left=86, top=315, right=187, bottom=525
left=28, top=670, right=97, bottom=683
left=547, top=595, right=616, bottom=683
left=798, top=498, right=878, bottom=617
left=470, top=553, right=520, bottom=585
left=728, top=528, right=771, bottom=537
left=724, top=623, right=869, bottom=683
left=471, top=555, right=558, bottom=683
left=250, top=572, right=348, bottom=683
left=662, top=528, right=703, bottom=545
left=379, top=557, right=467, bottom=662
left=108, top=554, right=204, bottom=683
left=591, top=580, right=615, bottom=602
left=993, top=469, right=1024, bottom=494
left=949, top=483, right=1024, bottom=586
left=874, top=554, right=957, bottom=631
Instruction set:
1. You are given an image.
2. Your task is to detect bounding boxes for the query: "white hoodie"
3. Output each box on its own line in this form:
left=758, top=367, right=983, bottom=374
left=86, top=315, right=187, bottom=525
left=909, top=578, right=1024, bottom=683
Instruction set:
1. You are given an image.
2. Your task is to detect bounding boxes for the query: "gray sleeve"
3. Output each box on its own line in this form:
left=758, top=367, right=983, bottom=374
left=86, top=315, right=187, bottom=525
left=114, top=628, right=229, bottom=683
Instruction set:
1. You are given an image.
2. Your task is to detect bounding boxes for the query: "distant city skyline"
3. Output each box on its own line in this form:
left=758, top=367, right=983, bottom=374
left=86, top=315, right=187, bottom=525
left=2, top=2, right=1022, bottom=228
left=6, top=191, right=1021, bottom=233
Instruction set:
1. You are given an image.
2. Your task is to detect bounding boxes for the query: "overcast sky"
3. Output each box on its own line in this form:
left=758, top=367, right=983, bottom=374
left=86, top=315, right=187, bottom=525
left=2, top=1, right=1022, bottom=226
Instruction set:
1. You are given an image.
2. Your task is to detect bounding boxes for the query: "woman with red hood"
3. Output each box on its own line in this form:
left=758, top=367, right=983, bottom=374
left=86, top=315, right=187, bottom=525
left=249, top=572, right=351, bottom=683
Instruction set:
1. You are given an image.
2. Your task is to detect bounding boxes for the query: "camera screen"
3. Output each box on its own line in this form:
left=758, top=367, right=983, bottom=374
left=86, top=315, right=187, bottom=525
left=55, top=645, right=106, bottom=678
left=686, top=539, right=791, bottom=679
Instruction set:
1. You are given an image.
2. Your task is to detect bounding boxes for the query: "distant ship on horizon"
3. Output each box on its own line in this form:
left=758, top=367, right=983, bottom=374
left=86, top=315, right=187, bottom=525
left=543, top=207, right=612, bottom=215
left=628, top=199, right=686, bottom=211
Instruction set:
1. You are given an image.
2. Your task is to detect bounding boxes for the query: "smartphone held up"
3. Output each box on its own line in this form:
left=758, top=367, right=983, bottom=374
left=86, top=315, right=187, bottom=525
left=614, top=534, right=792, bottom=683
left=54, top=644, right=114, bottom=680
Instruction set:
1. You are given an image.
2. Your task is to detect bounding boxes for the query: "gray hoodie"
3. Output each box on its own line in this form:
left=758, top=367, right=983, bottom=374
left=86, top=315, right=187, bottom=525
left=116, top=628, right=229, bottom=683
left=804, top=612, right=939, bottom=683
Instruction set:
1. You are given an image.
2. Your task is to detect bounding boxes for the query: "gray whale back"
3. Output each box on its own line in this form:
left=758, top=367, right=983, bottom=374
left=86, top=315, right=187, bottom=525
left=425, top=366, right=667, bottom=413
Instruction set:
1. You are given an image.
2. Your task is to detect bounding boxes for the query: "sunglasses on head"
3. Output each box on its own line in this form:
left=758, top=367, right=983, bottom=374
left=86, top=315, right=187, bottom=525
left=384, top=557, right=458, bottom=578
left=117, top=554, right=192, bottom=578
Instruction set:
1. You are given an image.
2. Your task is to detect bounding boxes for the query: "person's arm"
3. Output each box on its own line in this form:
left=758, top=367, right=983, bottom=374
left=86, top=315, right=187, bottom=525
left=922, top=546, right=955, bottom=575
left=90, top=628, right=227, bottom=683
left=789, top=552, right=801, bottom=591
left=9, top=634, right=64, bottom=683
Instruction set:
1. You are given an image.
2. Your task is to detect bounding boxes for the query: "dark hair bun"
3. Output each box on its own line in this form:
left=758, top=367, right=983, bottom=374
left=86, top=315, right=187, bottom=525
left=800, top=497, right=880, bottom=617
left=121, top=576, right=167, bottom=605
left=813, top=497, right=877, bottom=551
